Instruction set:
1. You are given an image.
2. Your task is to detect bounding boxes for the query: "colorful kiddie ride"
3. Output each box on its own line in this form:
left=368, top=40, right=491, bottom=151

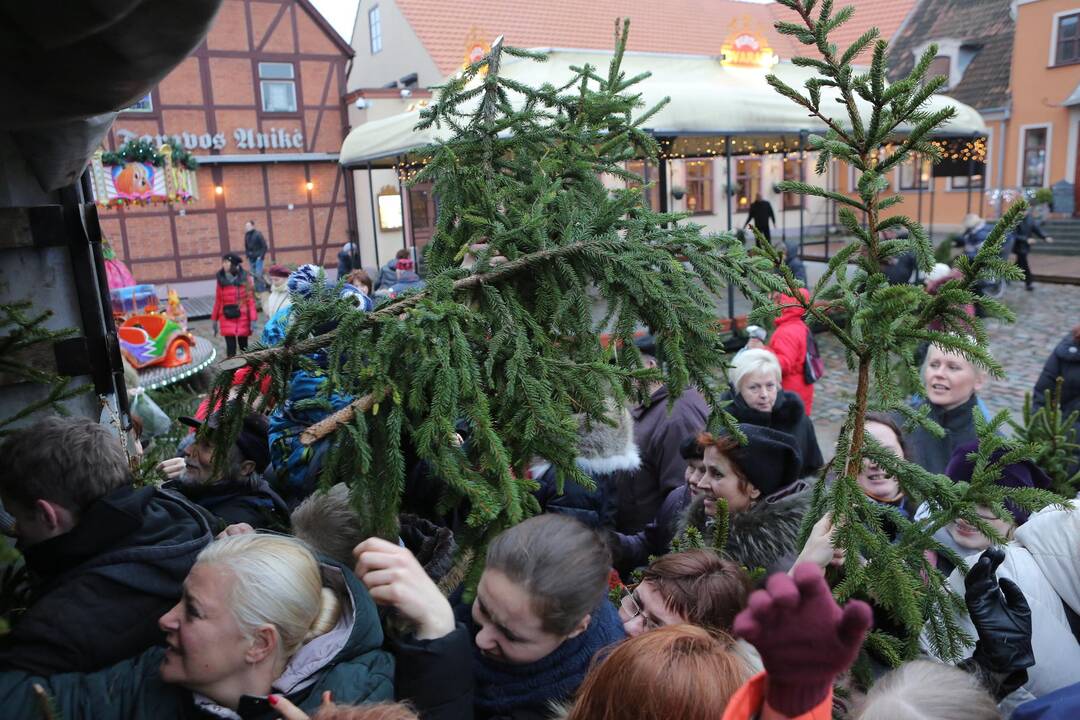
left=112, top=284, right=195, bottom=370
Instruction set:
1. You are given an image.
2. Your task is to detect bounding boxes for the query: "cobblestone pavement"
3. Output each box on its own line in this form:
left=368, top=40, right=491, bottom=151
left=810, top=280, right=1078, bottom=461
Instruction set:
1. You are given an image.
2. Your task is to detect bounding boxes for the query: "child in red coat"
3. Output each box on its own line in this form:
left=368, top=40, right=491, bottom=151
left=211, top=253, right=258, bottom=358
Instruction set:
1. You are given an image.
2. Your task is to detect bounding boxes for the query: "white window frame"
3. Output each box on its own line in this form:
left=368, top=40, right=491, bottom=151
left=1049, top=8, right=1080, bottom=66
left=258, top=62, right=297, bottom=113
left=895, top=153, right=932, bottom=191
left=369, top=5, right=382, bottom=55
left=1017, top=123, right=1052, bottom=188
left=947, top=126, right=993, bottom=191
left=124, top=93, right=154, bottom=113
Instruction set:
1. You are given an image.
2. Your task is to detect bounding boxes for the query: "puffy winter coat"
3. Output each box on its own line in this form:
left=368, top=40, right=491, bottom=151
left=0, top=559, right=394, bottom=719
left=211, top=269, right=257, bottom=337
left=534, top=405, right=640, bottom=529
left=0, top=486, right=212, bottom=675
left=722, top=389, right=824, bottom=478
left=678, top=482, right=812, bottom=577
left=623, top=385, right=709, bottom=532
left=768, top=290, right=815, bottom=415
left=942, top=501, right=1080, bottom=697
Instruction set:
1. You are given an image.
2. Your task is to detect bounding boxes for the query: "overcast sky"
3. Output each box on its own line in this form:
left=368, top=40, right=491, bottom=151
left=310, top=0, right=360, bottom=42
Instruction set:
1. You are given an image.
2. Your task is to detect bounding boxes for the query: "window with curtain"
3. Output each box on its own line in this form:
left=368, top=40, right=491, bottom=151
left=259, top=62, right=296, bottom=112
left=625, top=160, right=661, bottom=210
left=1022, top=128, right=1048, bottom=187
left=783, top=158, right=803, bottom=209
left=685, top=160, right=714, bottom=214
left=734, top=159, right=762, bottom=209
left=899, top=154, right=931, bottom=190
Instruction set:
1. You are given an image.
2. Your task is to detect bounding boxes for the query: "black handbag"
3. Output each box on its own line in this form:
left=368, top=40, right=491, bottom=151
left=222, top=304, right=241, bottom=319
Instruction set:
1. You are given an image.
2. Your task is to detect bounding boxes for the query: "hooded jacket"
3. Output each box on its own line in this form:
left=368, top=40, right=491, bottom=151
left=0, top=486, right=212, bottom=676
left=722, top=389, right=824, bottom=478
left=534, top=405, right=641, bottom=529
left=623, top=385, right=709, bottom=533
left=768, top=290, right=815, bottom=415
left=0, top=559, right=395, bottom=719
left=678, top=482, right=812, bottom=577
left=902, top=395, right=984, bottom=476
left=939, top=501, right=1080, bottom=697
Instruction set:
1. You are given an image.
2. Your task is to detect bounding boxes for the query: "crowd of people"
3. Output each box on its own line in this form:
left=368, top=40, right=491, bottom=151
left=2, top=258, right=1080, bottom=720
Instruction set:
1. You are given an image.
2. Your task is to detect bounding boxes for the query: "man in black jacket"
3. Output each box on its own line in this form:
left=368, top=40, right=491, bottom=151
left=1013, top=209, right=1053, bottom=291
left=244, top=218, right=268, bottom=292
left=0, top=416, right=213, bottom=675
left=163, top=412, right=289, bottom=531
left=744, top=194, right=776, bottom=242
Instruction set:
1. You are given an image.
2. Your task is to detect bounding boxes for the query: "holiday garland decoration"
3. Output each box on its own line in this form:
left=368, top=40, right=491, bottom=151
left=209, top=22, right=785, bottom=587
left=765, top=0, right=1065, bottom=666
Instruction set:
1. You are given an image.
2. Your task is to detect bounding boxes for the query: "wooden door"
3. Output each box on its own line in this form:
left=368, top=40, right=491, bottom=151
left=407, top=183, right=436, bottom=251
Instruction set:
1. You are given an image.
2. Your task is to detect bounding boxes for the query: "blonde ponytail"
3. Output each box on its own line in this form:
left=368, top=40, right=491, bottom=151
left=305, top=586, right=343, bottom=643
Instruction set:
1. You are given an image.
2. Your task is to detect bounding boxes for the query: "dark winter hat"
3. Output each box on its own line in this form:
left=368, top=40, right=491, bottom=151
left=179, top=411, right=270, bottom=473
left=223, top=252, right=243, bottom=266
left=680, top=434, right=704, bottom=460
left=723, top=424, right=803, bottom=498
left=945, top=440, right=1052, bottom=524
left=633, top=332, right=659, bottom=359
left=268, top=264, right=291, bottom=278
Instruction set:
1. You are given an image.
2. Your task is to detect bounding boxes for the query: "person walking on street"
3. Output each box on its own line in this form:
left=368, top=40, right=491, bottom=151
left=212, top=253, right=258, bottom=358
left=767, top=289, right=816, bottom=416
left=1014, top=209, right=1053, bottom=291
left=243, top=219, right=268, bottom=292
left=744, top=195, right=776, bottom=242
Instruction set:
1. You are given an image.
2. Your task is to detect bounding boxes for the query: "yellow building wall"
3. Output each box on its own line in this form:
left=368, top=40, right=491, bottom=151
left=1005, top=0, right=1080, bottom=191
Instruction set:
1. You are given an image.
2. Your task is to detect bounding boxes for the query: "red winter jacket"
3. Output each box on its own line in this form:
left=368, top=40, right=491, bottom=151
left=768, top=289, right=814, bottom=416
left=211, top=270, right=257, bottom=338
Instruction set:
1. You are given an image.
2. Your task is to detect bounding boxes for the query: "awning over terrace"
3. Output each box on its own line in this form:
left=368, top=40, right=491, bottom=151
left=340, top=48, right=988, bottom=168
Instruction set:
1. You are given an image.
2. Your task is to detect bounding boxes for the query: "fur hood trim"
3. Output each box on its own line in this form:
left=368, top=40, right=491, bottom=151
left=678, top=483, right=811, bottom=574
left=575, top=404, right=641, bottom=475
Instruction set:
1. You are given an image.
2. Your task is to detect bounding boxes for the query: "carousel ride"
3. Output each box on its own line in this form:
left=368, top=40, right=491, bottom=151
left=96, top=138, right=215, bottom=389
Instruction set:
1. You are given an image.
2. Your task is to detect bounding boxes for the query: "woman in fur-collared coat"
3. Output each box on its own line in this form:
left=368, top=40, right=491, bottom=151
left=533, top=403, right=640, bottom=530
left=676, top=424, right=810, bottom=577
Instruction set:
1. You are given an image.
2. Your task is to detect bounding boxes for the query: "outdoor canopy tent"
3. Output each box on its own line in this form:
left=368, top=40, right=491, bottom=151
left=340, top=48, right=988, bottom=168
left=341, top=47, right=988, bottom=315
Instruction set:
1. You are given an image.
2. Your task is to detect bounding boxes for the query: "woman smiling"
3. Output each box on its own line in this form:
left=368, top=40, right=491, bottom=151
left=0, top=534, right=394, bottom=718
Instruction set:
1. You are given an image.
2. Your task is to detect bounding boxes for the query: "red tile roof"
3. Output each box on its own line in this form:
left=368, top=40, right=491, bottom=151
left=394, top=0, right=918, bottom=77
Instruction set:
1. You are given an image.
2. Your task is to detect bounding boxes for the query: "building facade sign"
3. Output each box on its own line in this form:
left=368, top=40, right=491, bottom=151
left=114, top=127, right=305, bottom=152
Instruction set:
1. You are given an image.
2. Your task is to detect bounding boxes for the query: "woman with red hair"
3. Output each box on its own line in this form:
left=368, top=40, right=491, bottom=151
left=564, top=625, right=751, bottom=720
left=767, top=289, right=815, bottom=415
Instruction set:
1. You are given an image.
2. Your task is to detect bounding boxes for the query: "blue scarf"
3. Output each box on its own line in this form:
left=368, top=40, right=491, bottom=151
left=469, top=600, right=625, bottom=716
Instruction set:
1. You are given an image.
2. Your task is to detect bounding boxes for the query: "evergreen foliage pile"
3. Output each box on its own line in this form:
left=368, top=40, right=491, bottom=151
left=209, top=23, right=783, bottom=583
left=767, top=0, right=1065, bottom=664
left=1010, top=380, right=1080, bottom=496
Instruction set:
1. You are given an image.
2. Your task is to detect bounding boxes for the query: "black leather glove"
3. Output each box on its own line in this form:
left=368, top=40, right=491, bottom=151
left=962, top=547, right=1034, bottom=699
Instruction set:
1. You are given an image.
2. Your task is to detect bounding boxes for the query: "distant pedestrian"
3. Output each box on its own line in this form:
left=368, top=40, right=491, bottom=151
left=1013, top=209, right=1053, bottom=291
left=743, top=194, right=776, bottom=242
left=376, top=248, right=411, bottom=291
left=243, top=219, right=268, bottom=292
left=338, top=241, right=358, bottom=279
left=211, top=253, right=257, bottom=358
left=768, top=289, right=815, bottom=416
left=263, top=263, right=292, bottom=319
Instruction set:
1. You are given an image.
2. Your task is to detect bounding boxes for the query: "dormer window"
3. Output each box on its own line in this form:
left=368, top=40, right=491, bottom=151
left=911, top=39, right=978, bottom=92
left=927, top=55, right=951, bottom=88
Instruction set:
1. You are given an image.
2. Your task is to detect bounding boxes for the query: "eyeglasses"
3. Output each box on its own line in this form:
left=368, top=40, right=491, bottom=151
left=620, top=584, right=662, bottom=632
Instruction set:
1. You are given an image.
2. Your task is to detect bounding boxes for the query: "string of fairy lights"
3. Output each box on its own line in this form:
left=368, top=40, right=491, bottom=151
left=392, top=138, right=986, bottom=182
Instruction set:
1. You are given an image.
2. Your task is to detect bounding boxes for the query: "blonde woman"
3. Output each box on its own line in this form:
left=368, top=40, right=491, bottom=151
left=723, top=348, right=823, bottom=478
left=0, top=534, right=394, bottom=718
